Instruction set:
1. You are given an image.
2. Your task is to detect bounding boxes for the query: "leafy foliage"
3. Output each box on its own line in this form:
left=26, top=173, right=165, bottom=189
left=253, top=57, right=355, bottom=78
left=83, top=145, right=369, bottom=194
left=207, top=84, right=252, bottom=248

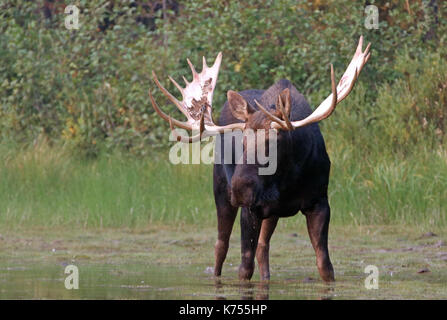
left=0, top=0, right=446, bottom=158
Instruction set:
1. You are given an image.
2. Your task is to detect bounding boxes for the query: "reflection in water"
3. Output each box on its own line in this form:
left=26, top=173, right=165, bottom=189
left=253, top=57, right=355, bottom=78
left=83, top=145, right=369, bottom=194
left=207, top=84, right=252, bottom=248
left=241, top=281, right=270, bottom=300
left=0, top=261, right=341, bottom=300
left=214, top=278, right=270, bottom=300
left=214, top=277, right=337, bottom=300
left=318, top=284, right=335, bottom=300
left=214, top=278, right=226, bottom=300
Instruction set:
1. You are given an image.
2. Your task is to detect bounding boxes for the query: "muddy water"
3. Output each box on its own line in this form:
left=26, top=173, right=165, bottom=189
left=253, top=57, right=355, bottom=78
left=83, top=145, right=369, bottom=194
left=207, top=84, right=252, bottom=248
left=1, top=225, right=446, bottom=299
left=2, top=259, right=447, bottom=299
left=0, top=261, right=355, bottom=300
left=0, top=262, right=336, bottom=299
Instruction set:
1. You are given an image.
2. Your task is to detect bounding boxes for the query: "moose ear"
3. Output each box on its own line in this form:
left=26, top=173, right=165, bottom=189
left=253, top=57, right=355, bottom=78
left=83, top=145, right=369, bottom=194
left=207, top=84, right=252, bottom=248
left=227, top=90, right=255, bottom=121
left=276, top=88, right=291, bottom=119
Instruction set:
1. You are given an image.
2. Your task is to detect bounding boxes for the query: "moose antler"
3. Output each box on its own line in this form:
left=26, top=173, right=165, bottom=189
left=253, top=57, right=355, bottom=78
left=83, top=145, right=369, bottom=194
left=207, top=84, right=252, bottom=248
left=254, top=36, right=371, bottom=130
left=149, top=52, right=245, bottom=143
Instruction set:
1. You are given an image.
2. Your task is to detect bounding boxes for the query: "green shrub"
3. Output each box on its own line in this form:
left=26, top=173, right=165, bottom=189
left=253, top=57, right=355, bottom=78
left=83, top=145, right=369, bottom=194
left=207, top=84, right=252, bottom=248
left=1, top=0, right=446, bottom=156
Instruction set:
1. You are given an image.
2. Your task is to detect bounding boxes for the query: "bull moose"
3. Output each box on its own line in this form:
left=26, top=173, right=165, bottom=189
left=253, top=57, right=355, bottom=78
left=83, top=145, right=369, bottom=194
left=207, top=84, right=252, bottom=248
left=149, top=37, right=371, bottom=282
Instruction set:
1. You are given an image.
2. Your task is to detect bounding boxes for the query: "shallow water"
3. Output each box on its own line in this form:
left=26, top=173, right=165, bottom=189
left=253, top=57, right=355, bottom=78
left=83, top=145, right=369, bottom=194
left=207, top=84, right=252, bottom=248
left=0, top=262, right=333, bottom=299
left=1, top=225, right=446, bottom=300
left=0, top=260, right=418, bottom=300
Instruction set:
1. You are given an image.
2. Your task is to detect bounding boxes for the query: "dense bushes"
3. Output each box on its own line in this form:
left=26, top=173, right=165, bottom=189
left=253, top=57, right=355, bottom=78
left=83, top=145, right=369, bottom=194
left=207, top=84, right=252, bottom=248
left=322, top=47, right=447, bottom=158
left=0, top=0, right=446, bottom=157
left=0, top=1, right=446, bottom=227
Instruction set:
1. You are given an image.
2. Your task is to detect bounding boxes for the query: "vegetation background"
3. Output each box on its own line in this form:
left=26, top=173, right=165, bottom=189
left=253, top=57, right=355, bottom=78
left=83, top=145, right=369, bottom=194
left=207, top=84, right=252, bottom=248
left=0, top=0, right=446, bottom=229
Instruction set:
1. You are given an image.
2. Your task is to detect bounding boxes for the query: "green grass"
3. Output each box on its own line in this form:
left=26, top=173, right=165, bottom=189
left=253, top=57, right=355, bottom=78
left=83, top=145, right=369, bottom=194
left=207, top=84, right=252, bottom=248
left=0, top=142, right=215, bottom=228
left=0, top=141, right=446, bottom=229
left=327, top=144, right=447, bottom=226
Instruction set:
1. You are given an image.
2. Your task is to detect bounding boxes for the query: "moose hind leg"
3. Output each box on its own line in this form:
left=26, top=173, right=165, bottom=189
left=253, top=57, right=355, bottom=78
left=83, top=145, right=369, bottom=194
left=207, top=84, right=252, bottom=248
left=303, top=198, right=335, bottom=282
left=256, top=216, right=278, bottom=281
left=239, top=208, right=262, bottom=281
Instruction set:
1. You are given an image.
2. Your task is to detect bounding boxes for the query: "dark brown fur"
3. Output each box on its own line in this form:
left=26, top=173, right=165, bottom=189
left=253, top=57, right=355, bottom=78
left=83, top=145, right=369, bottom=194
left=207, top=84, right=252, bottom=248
left=213, top=79, right=335, bottom=282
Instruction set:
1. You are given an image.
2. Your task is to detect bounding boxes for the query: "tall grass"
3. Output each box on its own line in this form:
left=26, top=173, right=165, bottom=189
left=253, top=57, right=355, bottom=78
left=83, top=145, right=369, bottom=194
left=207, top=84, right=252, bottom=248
left=0, top=142, right=216, bottom=228
left=0, top=140, right=445, bottom=229
left=328, top=146, right=447, bottom=226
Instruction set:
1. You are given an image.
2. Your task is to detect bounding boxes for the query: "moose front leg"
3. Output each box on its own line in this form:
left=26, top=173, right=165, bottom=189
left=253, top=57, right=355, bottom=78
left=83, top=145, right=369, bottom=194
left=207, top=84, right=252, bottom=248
left=256, top=216, right=278, bottom=281
left=239, top=208, right=262, bottom=281
left=214, top=203, right=238, bottom=277
left=303, top=198, right=335, bottom=282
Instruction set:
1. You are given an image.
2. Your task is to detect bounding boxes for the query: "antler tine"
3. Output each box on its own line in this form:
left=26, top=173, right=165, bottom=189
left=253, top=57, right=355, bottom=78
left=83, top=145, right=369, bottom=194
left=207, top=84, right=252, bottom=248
left=212, top=52, right=222, bottom=70
left=361, top=51, right=370, bottom=72
left=187, top=58, right=199, bottom=80
left=364, top=42, right=371, bottom=56
left=202, top=56, right=208, bottom=70
left=277, top=95, right=293, bottom=130
left=306, top=63, right=337, bottom=122
left=328, top=63, right=338, bottom=115
left=168, top=76, right=184, bottom=96
left=357, top=41, right=371, bottom=75
left=336, top=36, right=370, bottom=100
left=254, top=99, right=288, bottom=130
left=149, top=91, right=192, bottom=130
left=356, top=35, right=364, bottom=54
left=152, top=71, right=191, bottom=120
